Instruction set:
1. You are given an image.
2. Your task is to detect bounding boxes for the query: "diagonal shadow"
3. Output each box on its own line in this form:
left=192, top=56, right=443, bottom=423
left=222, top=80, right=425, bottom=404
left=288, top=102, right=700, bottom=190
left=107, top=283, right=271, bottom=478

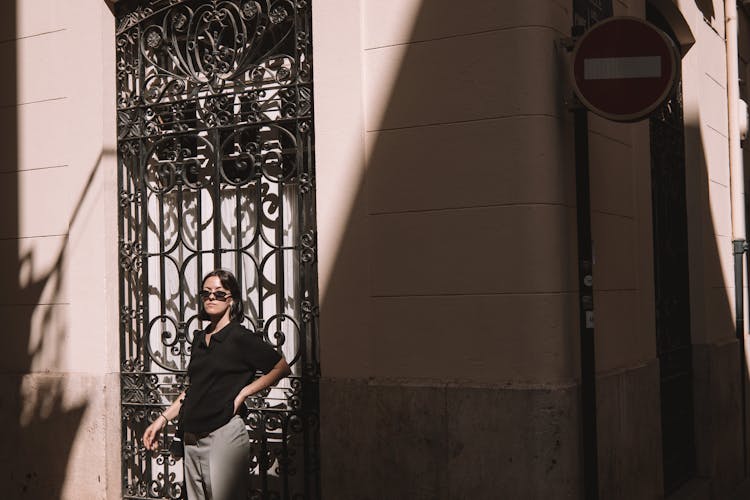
left=0, top=3, right=114, bottom=491
left=318, top=1, right=743, bottom=499
left=693, top=0, right=716, bottom=21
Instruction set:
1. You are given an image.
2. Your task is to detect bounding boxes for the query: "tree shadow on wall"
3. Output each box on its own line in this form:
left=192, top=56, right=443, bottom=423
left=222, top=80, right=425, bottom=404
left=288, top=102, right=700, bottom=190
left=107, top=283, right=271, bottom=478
left=693, top=0, right=715, bottom=22
left=0, top=3, right=110, bottom=494
left=0, top=148, right=110, bottom=498
left=0, top=154, right=111, bottom=498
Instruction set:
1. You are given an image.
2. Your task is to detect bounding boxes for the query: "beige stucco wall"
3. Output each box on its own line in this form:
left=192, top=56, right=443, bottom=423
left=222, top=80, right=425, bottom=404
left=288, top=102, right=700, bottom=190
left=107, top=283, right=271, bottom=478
left=585, top=0, right=658, bottom=376
left=675, top=0, right=737, bottom=347
left=0, top=0, right=743, bottom=497
left=315, top=0, right=739, bottom=401
left=316, top=0, right=580, bottom=387
left=315, top=0, right=747, bottom=497
left=314, top=2, right=587, bottom=496
left=314, top=0, right=670, bottom=389
left=0, top=1, right=120, bottom=498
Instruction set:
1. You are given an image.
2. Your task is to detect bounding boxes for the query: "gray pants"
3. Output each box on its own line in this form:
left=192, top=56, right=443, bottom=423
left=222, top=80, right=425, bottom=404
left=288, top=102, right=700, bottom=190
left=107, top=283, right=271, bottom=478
left=184, top=415, right=250, bottom=500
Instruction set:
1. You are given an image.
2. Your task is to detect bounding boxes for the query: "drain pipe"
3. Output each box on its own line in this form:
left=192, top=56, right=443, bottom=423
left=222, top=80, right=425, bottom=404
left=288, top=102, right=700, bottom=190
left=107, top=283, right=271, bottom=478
left=725, top=0, right=749, bottom=476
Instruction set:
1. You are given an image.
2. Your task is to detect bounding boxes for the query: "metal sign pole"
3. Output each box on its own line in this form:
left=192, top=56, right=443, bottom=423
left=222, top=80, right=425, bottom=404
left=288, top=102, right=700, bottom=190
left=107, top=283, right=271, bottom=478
left=573, top=105, right=599, bottom=500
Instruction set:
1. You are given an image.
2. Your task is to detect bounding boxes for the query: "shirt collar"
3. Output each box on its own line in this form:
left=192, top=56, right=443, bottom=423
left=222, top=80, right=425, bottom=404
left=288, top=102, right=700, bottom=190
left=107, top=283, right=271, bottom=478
left=197, top=322, right=234, bottom=347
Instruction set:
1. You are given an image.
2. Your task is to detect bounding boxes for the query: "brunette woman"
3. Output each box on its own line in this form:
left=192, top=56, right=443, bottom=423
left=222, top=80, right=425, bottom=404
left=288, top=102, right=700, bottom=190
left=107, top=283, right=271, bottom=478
left=143, top=269, right=291, bottom=500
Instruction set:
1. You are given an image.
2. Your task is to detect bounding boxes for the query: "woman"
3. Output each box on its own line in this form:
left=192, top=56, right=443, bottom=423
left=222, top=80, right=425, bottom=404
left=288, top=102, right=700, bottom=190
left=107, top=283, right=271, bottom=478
left=143, top=269, right=291, bottom=500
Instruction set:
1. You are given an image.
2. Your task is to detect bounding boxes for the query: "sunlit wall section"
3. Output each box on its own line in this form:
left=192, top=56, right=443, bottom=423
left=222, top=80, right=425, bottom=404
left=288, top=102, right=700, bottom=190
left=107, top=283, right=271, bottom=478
left=0, top=1, right=119, bottom=499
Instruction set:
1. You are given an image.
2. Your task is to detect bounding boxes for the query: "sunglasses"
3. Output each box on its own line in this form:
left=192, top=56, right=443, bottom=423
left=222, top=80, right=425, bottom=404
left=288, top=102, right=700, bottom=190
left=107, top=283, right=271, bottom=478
left=199, top=290, right=231, bottom=301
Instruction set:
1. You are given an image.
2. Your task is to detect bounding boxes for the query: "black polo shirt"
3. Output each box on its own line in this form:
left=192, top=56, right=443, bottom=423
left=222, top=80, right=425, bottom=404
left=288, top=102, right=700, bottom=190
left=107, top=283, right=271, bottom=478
left=180, top=321, right=281, bottom=434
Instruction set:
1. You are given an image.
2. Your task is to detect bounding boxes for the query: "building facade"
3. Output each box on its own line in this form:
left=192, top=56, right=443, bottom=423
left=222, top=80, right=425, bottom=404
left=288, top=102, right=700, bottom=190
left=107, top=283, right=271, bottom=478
left=1, top=0, right=749, bottom=499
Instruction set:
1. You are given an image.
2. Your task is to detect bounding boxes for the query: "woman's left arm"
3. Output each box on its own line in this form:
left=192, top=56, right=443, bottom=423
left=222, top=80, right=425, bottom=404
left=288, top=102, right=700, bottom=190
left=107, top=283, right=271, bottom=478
left=233, top=357, right=292, bottom=414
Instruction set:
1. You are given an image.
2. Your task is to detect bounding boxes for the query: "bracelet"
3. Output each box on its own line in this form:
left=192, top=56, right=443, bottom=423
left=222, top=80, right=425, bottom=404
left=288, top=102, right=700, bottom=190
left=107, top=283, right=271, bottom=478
left=158, top=413, right=168, bottom=424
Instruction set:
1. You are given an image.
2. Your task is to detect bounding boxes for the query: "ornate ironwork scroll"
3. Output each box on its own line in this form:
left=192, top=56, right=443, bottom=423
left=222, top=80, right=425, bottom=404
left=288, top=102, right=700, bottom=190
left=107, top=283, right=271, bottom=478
left=115, top=1, right=319, bottom=498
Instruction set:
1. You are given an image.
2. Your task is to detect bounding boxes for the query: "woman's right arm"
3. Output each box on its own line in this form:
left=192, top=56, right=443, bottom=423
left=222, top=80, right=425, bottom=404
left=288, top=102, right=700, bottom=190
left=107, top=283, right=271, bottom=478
left=143, top=390, right=186, bottom=451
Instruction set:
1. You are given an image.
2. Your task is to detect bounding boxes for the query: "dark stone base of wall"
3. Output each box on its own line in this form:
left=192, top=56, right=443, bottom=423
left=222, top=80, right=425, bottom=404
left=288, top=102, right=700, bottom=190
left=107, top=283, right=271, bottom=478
left=320, top=378, right=587, bottom=499
left=0, top=372, right=117, bottom=499
left=596, top=361, right=663, bottom=500
left=692, top=339, right=744, bottom=499
left=320, top=346, right=750, bottom=500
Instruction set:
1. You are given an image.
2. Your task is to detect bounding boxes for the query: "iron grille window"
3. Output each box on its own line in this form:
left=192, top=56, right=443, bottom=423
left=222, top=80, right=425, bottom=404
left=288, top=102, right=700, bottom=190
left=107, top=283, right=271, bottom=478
left=647, top=5, right=695, bottom=493
left=115, top=1, right=320, bottom=498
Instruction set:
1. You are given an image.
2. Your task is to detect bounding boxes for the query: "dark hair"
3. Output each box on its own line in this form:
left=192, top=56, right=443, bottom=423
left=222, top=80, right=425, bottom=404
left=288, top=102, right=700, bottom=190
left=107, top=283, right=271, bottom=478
left=198, top=269, right=244, bottom=322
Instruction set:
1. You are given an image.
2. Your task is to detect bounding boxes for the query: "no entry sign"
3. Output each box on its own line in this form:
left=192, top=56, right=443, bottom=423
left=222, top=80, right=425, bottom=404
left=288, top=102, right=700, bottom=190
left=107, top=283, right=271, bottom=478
left=571, top=16, right=679, bottom=122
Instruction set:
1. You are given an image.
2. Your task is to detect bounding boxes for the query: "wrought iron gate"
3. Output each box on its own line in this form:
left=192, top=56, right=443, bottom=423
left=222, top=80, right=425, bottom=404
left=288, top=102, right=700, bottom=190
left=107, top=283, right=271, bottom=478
left=115, top=1, right=320, bottom=498
left=648, top=4, right=695, bottom=494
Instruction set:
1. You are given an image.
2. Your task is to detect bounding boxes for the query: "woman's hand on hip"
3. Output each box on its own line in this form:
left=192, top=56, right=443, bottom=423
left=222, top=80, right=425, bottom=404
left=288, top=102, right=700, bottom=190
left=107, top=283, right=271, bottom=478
left=233, top=392, right=247, bottom=415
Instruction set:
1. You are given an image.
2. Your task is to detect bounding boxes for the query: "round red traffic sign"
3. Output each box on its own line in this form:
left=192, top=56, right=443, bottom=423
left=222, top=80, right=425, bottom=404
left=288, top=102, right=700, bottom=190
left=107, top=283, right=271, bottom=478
left=570, top=16, right=679, bottom=122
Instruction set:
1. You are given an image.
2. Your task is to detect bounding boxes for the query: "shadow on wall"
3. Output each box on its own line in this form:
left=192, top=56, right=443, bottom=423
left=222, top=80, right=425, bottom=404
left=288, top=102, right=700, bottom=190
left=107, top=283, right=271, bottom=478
left=0, top=3, right=108, bottom=497
left=693, top=0, right=715, bottom=22
left=682, top=117, right=744, bottom=498
left=320, top=1, right=581, bottom=498
left=318, top=1, right=743, bottom=500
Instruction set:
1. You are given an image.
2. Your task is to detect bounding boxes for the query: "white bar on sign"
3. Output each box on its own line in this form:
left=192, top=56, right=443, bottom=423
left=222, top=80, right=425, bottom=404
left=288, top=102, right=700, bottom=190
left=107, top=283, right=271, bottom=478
left=583, top=56, right=661, bottom=80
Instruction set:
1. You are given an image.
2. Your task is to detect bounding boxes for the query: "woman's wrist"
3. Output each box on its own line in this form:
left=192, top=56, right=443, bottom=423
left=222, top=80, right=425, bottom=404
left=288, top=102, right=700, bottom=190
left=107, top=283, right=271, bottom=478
left=158, top=413, right=168, bottom=426
left=238, top=387, right=252, bottom=400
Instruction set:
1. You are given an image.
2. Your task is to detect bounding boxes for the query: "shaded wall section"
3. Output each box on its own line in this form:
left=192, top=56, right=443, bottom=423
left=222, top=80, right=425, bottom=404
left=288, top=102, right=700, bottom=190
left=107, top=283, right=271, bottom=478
left=0, top=2, right=120, bottom=498
left=314, top=0, right=748, bottom=498
left=315, top=1, right=581, bottom=498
